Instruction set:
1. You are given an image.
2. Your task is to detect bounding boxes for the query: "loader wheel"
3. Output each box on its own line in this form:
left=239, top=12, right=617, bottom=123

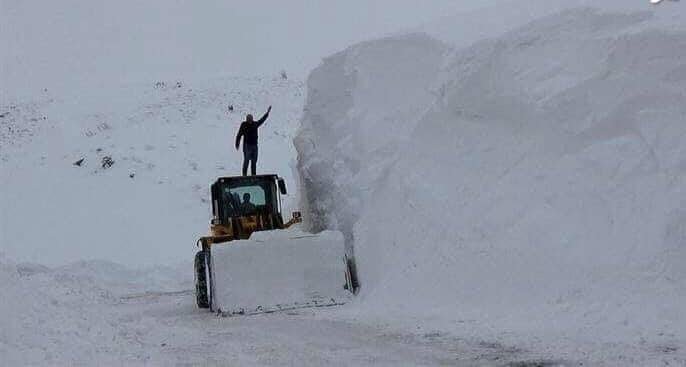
left=194, top=250, right=210, bottom=308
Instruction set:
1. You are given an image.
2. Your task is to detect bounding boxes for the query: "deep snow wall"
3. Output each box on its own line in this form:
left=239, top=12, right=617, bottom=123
left=296, top=7, right=686, bottom=341
left=295, top=33, right=449, bottom=244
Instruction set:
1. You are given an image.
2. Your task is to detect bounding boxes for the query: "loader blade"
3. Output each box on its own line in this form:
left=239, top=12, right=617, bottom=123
left=209, top=229, right=351, bottom=315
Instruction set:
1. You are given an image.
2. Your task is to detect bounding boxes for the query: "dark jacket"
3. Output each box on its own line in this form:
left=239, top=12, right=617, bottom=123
left=235, top=111, right=269, bottom=149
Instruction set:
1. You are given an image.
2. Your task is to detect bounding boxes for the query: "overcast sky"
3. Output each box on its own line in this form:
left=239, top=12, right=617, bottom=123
left=3, top=0, right=674, bottom=97
left=1, top=0, right=498, bottom=95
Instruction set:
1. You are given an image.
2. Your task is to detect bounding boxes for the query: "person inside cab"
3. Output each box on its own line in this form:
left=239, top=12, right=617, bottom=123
left=240, top=192, right=257, bottom=214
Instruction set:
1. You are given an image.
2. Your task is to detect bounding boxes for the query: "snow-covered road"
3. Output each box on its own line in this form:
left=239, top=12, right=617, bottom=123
left=6, top=253, right=685, bottom=366
left=113, top=291, right=484, bottom=366
left=2, top=258, right=571, bottom=366
left=118, top=293, right=583, bottom=367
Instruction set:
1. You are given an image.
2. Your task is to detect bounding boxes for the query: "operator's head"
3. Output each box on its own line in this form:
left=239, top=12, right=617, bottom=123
left=246, top=114, right=254, bottom=122
left=243, top=193, right=251, bottom=203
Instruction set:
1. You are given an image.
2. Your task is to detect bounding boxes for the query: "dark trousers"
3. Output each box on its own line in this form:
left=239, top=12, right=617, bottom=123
left=242, top=144, right=258, bottom=176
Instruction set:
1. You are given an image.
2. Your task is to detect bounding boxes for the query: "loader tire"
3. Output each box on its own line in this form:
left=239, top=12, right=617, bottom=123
left=195, top=250, right=210, bottom=308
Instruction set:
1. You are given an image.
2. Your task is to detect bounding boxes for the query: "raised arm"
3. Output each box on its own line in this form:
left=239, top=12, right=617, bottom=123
left=256, top=106, right=272, bottom=127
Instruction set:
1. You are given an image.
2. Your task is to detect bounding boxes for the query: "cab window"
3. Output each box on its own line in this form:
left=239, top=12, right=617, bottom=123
left=223, top=185, right=266, bottom=216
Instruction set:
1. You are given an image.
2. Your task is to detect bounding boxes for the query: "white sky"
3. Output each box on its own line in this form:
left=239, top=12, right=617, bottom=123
left=1, top=0, right=497, bottom=95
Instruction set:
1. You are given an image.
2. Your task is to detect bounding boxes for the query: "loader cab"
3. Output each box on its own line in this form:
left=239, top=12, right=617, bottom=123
left=207, top=175, right=300, bottom=242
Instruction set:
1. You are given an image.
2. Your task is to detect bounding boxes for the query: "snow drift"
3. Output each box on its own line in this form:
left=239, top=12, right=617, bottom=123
left=296, top=6, right=686, bottom=351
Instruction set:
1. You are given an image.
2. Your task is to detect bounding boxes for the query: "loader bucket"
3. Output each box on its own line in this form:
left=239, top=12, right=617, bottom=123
left=208, top=229, right=352, bottom=315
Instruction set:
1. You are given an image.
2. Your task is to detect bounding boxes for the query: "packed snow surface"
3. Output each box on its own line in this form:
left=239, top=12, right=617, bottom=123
left=210, top=229, right=350, bottom=315
left=296, top=6, right=686, bottom=366
left=2, top=255, right=510, bottom=366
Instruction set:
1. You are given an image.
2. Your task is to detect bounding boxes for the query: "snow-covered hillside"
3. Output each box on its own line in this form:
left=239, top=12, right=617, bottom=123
left=297, top=6, right=686, bottom=366
left=1, top=76, right=304, bottom=266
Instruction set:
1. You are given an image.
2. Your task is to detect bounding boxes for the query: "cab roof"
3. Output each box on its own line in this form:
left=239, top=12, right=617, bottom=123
left=214, top=175, right=279, bottom=186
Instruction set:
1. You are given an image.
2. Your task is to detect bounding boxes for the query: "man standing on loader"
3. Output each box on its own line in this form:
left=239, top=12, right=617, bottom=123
left=235, top=106, right=272, bottom=176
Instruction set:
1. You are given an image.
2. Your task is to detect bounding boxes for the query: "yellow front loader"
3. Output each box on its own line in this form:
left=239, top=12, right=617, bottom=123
left=194, top=175, right=357, bottom=315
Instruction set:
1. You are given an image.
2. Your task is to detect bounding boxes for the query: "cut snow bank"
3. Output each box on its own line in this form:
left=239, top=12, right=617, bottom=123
left=296, top=6, right=686, bottom=353
left=295, top=32, right=449, bottom=245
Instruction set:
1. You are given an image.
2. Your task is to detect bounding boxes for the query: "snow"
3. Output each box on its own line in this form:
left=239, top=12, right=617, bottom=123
left=296, top=5, right=686, bottom=366
left=2, top=0, right=686, bottom=365
left=0, top=76, right=305, bottom=266
left=210, top=229, right=350, bottom=315
left=0, top=254, right=191, bottom=365
left=2, top=254, right=481, bottom=366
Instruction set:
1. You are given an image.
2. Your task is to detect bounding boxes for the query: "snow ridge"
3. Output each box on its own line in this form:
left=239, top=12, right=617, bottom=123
left=296, top=8, right=686, bottom=365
